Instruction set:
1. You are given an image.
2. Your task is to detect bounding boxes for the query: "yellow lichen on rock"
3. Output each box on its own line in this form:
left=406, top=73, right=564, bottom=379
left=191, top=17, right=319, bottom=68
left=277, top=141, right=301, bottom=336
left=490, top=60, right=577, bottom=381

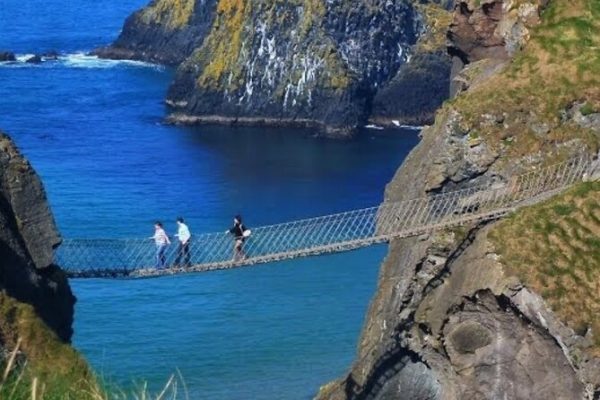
left=140, top=0, right=196, bottom=30
left=197, top=0, right=248, bottom=88
left=415, top=3, right=453, bottom=53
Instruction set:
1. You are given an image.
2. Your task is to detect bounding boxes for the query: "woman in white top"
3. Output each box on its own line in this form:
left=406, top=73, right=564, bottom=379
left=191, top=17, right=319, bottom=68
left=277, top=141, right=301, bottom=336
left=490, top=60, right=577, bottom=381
left=151, top=221, right=170, bottom=269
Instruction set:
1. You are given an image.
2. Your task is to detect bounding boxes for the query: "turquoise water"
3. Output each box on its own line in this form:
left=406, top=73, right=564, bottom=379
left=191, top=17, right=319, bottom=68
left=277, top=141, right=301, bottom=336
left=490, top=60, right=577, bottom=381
left=0, top=1, right=419, bottom=398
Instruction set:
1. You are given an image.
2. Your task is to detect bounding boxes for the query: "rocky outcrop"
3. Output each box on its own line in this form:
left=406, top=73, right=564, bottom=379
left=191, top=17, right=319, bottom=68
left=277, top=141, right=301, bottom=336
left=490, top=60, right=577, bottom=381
left=98, top=0, right=454, bottom=134
left=93, top=0, right=218, bottom=65
left=165, top=0, right=426, bottom=135
left=448, top=0, right=544, bottom=63
left=448, top=0, right=546, bottom=97
left=25, top=54, right=42, bottom=64
left=317, top=0, right=600, bottom=397
left=0, top=51, right=16, bottom=62
left=0, top=132, right=75, bottom=342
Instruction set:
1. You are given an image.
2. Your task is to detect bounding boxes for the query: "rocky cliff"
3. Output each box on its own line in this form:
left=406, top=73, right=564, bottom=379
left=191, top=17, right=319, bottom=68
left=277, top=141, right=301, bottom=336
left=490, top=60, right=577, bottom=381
left=97, top=0, right=453, bottom=134
left=94, top=0, right=218, bottom=65
left=0, top=132, right=74, bottom=342
left=317, top=0, right=600, bottom=398
left=0, top=132, right=94, bottom=395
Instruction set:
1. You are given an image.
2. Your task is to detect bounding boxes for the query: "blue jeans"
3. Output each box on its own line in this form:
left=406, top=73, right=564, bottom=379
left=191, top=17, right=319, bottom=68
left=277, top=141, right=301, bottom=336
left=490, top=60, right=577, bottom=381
left=155, top=244, right=167, bottom=269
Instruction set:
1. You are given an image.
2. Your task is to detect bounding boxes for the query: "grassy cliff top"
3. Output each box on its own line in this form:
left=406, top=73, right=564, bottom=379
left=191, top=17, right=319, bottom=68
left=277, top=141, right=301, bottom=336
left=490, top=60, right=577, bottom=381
left=140, top=0, right=196, bottom=29
left=490, top=181, right=600, bottom=355
left=449, top=0, right=600, bottom=161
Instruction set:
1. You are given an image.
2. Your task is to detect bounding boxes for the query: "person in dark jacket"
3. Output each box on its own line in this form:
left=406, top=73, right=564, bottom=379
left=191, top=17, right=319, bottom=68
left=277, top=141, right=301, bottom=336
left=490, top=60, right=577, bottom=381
left=228, top=215, right=247, bottom=261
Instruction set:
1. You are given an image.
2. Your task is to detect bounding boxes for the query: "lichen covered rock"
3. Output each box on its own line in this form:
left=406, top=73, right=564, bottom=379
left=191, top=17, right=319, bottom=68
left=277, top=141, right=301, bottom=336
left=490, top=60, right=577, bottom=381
left=166, top=0, right=423, bottom=135
left=98, top=0, right=454, bottom=134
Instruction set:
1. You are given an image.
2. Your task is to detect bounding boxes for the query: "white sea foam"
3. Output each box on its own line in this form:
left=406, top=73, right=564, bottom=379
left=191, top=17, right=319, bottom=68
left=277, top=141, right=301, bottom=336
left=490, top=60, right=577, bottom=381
left=392, top=120, right=423, bottom=130
left=15, top=53, right=36, bottom=62
left=0, top=52, right=163, bottom=70
left=60, top=52, right=162, bottom=70
left=365, top=124, right=385, bottom=130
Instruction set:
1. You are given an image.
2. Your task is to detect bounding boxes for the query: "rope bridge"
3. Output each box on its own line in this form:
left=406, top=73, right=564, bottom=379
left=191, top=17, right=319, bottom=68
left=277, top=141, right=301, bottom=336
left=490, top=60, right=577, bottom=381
left=57, top=157, right=596, bottom=279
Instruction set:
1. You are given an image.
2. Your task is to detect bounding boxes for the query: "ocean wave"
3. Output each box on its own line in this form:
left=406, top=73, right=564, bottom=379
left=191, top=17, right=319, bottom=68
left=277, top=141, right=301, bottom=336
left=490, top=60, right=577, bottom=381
left=15, top=53, right=36, bottom=62
left=392, top=120, right=423, bottom=130
left=0, top=52, right=163, bottom=70
left=60, top=52, right=162, bottom=70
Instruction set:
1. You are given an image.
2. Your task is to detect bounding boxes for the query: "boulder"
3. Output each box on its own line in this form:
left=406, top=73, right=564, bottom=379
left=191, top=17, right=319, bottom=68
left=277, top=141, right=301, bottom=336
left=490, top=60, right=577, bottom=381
left=25, top=55, right=43, bottom=64
left=0, top=51, right=16, bottom=62
left=42, top=50, right=60, bottom=61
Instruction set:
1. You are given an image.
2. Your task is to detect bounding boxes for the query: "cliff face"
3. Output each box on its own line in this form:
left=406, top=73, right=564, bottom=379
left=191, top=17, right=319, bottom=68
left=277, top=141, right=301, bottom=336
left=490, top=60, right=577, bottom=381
left=98, top=0, right=453, bottom=134
left=318, top=0, right=600, bottom=398
left=165, top=0, right=425, bottom=135
left=0, top=132, right=75, bottom=343
left=94, top=0, right=218, bottom=65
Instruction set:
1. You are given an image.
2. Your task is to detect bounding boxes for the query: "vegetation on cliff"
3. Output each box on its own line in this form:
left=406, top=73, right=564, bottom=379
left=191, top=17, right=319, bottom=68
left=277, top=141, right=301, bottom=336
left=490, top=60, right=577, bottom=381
left=0, top=292, right=184, bottom=399
left=413, top=3, right=453, bottom=53
left=0, top=293, right=98, bottom=399
left=491, top=181, right=600, bottom=355
left=140, top=0, right=196, bottom=30
left=448, top=0, right=600, bottom=161
left=193, top=0, right=356, bottom=92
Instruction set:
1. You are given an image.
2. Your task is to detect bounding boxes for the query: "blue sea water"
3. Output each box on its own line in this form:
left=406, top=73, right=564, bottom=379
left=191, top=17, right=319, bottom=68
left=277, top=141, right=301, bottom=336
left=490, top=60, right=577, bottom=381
left=0, top=1, right=419, bottom=399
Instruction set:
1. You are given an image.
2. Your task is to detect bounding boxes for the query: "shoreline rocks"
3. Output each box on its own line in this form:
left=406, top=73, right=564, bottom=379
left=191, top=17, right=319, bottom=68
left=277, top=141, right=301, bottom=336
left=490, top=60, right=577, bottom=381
left=0, top=51, right=16, bottom=62
left=25, top=54, right=42, bottom=64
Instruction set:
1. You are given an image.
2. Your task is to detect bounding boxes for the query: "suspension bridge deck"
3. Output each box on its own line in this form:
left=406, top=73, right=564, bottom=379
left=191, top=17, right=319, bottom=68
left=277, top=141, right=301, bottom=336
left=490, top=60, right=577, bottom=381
left=57, top=157, right=596, bottom=279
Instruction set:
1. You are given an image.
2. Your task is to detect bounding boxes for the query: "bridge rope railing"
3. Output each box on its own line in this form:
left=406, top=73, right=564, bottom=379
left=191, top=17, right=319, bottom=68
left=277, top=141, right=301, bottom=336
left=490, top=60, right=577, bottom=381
left=57, top=156, right=595, bottom=278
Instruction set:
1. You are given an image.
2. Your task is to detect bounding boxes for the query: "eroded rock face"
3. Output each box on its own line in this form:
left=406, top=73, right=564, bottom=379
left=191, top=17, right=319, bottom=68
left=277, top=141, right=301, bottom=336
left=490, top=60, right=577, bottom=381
left=165, top=0, right=422, bottom=135
left=443, top=291, right=584, bottom=399
left=447, top=0, right=546, bottom=98
left=0, top=132, right=75, bottom=342
left=93, top=0, right=218, bottom=65
left=448, top=0, right=544, bottom=64
left=370, top=51, right=451, bottom=126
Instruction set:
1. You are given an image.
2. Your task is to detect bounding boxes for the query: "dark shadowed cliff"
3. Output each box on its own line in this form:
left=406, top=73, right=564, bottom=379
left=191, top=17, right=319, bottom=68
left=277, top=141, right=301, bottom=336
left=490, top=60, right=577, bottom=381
left=0, top=132, right=74, bottom=342
left=96, top=0, right=453, bottom=135
left=0, top=132, right=98, bottom=396
left=317, top=0, right=600, bottom=398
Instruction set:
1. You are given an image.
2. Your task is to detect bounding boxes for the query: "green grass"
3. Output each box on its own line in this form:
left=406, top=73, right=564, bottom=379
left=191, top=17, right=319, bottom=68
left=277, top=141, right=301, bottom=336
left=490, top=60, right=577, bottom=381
left=447, top=0, right=600, bottom=162
left=490, top=181, right=600, bottom=355
left=580, top=102, right=597, bottom=116
left=0, top=292, right=188, bottom=400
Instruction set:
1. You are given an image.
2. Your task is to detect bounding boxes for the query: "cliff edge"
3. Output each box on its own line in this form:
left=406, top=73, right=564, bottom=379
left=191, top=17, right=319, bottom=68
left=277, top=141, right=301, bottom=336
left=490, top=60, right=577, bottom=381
left=317, top=0, right=600, bottom=398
